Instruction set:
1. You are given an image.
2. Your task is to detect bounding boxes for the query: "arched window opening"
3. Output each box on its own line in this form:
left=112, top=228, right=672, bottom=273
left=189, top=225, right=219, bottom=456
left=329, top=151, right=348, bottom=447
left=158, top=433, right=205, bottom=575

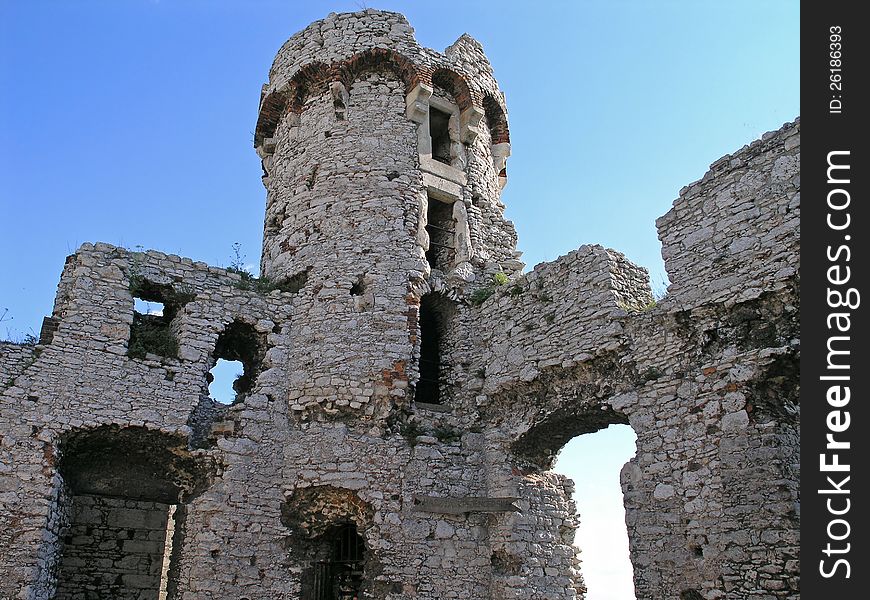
left=425, top=197, right=455, bottom=272
left=553, top=424, right=638, bottom=600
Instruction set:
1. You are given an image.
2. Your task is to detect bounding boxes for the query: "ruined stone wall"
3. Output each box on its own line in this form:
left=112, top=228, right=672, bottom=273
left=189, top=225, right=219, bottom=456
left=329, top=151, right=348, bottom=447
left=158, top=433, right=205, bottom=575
left=0, top=243, right=503, bottom=599
left=470, top=245, right=652, bottom=394
left=462, top=121, right=799, bottom=599
left=279, top=422, right=495, bottom=599
left=0, top=244, right=294, bottom=596
left=488, top=472, right=583, bottom=600
left=0, top=9, right=799, bottom=600
left=0, top=342, right=36, bottom=387
left=657, top=119, right=800, bottom=309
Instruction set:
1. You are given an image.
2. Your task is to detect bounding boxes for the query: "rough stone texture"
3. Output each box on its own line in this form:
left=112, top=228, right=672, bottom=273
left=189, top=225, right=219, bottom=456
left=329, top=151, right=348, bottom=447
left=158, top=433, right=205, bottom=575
left=55, top=495, right=170, bottom=600
left=0, top=342, right=36, bottom=387
left=0, top=9, right=799, bottom=600
left=657, top=121, right=800, bottom=310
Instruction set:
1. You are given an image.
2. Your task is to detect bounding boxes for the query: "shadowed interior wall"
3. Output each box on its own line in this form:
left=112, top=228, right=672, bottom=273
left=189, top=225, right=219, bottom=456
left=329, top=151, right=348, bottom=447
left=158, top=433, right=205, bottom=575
left=55, top=495, right=171, bottom=600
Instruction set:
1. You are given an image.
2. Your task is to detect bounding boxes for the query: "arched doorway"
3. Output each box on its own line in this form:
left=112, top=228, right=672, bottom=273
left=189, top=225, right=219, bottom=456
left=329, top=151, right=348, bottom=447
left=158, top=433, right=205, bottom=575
left=554, top=425, right=638, bottom=600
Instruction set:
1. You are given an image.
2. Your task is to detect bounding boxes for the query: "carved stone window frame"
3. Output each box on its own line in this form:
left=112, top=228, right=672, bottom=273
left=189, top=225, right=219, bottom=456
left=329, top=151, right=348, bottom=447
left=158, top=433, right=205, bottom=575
left=406, top=84, right=477, bottom=276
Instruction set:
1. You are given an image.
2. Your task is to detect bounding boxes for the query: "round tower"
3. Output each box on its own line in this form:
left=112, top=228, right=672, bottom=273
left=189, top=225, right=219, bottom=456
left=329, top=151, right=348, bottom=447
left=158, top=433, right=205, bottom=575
left=253, top=10, right=520, bottom=419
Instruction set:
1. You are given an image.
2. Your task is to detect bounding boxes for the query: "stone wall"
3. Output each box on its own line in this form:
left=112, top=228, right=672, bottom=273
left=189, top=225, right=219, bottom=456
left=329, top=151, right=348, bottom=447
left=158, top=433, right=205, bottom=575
left=0, top=342, right=36, bottom=388
left=470, top=245, right=652, bottom=395
left=55, top=495, right=171, bottom=600
left=488, top=472, right=584, bottom=600
left=657, top=120, right=800, bottom=309
left=464, top=121, right=799, bottom=599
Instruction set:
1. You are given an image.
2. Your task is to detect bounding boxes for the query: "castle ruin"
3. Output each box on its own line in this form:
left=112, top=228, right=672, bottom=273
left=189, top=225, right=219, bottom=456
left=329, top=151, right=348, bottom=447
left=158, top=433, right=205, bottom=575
left=0, top=10, right=800, bottom=600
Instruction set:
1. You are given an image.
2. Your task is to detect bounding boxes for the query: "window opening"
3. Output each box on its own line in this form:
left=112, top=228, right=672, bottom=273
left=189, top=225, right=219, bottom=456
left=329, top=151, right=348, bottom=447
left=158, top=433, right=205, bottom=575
left=425, top=197, right=455, bottom=271
left=350, top=275, right=366, bottom=296
left=210, top=321, right=264, bottom=403
left=128, top=280, right=193, bottom=360
left=208, top=359, right=244, bottom=405
left=312, top=524, right=365, bottom=600
left=135, top=297, right=164, bottom=316
left=429, top=107, right=452, bottom=164
left=416, top=294, right=444, bottom=405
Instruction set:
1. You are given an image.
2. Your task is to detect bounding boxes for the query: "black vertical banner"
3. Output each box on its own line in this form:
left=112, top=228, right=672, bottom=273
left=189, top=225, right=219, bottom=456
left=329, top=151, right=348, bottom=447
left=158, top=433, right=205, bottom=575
left=801, top=2, right=869, bottom=597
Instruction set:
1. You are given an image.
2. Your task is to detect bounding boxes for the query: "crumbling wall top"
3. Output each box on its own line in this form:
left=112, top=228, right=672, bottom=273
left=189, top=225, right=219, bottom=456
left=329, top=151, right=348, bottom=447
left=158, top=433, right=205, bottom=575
left=657, top=119, right=800, bottom=310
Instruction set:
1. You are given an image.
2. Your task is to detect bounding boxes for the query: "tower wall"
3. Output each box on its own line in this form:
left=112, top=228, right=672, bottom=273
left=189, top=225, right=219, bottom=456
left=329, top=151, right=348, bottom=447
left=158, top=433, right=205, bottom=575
left=256, top=11, right=521, bottom=288
left=254, top=10, right=522, bottom=421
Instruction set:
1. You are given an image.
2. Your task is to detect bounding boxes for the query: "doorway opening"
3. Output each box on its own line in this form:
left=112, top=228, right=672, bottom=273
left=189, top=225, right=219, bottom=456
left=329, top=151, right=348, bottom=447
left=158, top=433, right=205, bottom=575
left=553, top=425, right=638, bottom=600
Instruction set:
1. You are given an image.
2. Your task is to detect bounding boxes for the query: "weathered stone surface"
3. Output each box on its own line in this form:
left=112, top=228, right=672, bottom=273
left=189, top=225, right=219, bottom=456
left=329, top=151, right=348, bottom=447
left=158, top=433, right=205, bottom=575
left=0, top=9, right=798, bottom=600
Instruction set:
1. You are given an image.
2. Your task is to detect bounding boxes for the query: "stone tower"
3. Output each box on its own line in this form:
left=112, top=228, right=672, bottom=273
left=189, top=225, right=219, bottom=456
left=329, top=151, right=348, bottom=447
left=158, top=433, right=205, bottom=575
left=251, top=10, right=522, bottom=422
left=0, top=9, right=800, bottom=600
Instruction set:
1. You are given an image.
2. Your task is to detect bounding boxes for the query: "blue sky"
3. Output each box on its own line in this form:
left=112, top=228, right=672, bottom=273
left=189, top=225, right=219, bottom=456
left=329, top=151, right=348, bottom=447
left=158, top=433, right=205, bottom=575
left=1, top=1, right=798, bottom=597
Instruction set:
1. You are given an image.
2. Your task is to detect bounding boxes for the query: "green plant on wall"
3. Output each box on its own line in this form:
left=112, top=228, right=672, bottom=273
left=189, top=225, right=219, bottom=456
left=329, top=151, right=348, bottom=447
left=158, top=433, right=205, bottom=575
left=226, top=243, right=307, bottom=294
left=469, top=273, right=511, bottom=307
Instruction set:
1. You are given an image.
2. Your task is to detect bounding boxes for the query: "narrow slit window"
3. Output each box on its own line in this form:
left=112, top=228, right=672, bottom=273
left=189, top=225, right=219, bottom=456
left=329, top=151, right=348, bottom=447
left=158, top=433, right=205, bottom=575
left=429, top=107, right=452, bottom=164
left=416, top=294, right=443, bottom=405
left=425, top=197, right=455, bottom=271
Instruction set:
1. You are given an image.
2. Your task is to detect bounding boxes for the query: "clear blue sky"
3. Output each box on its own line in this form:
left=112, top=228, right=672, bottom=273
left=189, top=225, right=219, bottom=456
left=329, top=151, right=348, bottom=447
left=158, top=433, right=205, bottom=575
left=1, top=1, right=798, bottom=597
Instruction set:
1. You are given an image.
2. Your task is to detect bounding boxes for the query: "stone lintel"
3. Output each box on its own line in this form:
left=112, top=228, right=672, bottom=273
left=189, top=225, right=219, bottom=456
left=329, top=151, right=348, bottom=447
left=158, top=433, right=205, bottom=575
left=422, top=172, right=462, bottom=203
left=412, top=496, right=521, bottom=514
left=420, top=157, right=467, bottom=186
left=405, top=83, right=433, bottom=123
left=460, top=105, right=484, bottom=144
left=491, top=142, right=511, bottom=172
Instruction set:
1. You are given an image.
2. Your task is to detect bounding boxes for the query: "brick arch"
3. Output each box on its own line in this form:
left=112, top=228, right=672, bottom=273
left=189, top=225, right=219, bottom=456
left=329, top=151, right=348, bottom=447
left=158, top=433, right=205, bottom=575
left=430, top=67, right=475, bottom=112
left=253, top=61, right=330, bottom=147
left=285, top=61, right=331, bottom=113
left=254, top=90, right=286, bottom=148
left=483, top=93, right=510, bottom=145
left=337, top=48, right=420, bottom=94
